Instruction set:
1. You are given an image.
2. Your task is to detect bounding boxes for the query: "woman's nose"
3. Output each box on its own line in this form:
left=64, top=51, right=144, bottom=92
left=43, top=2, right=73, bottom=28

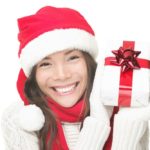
left=52, top=64, right=71, bottom=81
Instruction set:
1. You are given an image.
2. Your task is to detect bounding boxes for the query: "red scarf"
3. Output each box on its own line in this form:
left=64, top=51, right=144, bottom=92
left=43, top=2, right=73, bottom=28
left=46, top=97, right=85, bottom=150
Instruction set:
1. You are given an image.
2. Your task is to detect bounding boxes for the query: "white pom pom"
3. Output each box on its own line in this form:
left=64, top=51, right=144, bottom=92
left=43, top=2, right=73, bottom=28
left=18, top=105, right=45, bottom=131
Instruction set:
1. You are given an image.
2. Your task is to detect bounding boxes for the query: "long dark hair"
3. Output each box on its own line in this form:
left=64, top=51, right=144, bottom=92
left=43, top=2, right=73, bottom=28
left=24, top=51, right=97, bottom=150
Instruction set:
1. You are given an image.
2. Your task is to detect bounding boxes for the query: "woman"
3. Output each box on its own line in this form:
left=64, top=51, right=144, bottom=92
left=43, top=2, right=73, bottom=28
left=1, top=6, right=149, bottom=150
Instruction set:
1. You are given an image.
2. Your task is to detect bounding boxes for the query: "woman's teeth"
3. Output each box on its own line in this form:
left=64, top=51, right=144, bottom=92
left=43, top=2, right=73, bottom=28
left=54, top=83, right=77, bottom=94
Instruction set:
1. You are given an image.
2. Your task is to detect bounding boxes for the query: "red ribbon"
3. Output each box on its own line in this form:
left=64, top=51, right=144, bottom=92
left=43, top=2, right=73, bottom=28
left=105, top=41, right=150, bottom=106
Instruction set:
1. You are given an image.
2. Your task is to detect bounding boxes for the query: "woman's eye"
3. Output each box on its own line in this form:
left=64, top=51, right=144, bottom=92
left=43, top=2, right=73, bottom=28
left=68, top=55, right=80, bottom=61
left=39, top=62, right=51, bottom=67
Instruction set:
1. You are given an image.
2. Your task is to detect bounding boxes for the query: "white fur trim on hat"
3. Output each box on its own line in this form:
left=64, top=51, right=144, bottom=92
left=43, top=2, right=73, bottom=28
left=20, top=28, right=98, bottom=76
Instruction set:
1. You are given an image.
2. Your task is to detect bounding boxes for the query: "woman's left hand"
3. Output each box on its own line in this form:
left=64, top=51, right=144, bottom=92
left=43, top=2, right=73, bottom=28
left=117, top=103, right=150, bottom=121
left=89, top=61, right=110, bottom=124
left=111, top=104, right=150, bottom=150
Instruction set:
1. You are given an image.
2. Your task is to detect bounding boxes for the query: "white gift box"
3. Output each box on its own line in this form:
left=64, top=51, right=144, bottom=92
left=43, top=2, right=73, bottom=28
left=99, top=40, right=150, bottom=107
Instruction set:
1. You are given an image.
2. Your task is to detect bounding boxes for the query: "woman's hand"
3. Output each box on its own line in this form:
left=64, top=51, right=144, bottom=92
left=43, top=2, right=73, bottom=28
left=111, top=104, right=150, bottom=150
left=89, top=62, right=110, bottom=124
left=1, top=101, right=43, bottom=150
left=118, top=104, right=150, bottom=121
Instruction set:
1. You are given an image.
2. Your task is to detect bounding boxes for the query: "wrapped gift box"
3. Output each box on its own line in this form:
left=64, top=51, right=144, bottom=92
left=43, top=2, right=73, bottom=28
left=100, top=41, right=150, bottom=107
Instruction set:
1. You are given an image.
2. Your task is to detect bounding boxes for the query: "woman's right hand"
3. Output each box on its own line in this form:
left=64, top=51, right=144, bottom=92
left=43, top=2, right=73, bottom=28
left=17, top=103, right=45, bottom=132
left=1, top=101, right=44, bottom=150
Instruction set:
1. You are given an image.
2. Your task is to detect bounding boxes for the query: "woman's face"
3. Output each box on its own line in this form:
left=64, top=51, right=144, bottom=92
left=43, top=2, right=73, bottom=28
left=36, top=50, right=88, bottom=107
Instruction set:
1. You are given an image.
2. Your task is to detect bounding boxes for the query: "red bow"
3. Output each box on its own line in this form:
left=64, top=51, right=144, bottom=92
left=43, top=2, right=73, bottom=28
left=111, top=47, right=141, bottom=72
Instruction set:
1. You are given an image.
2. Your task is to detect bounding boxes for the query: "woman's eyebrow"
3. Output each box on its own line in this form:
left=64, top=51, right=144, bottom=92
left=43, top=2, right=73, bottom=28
left=42, top=50, right=76, bottom=60
left=64, top=50, right=75, bottom=55
left=42, top=56, right=51, bottom=60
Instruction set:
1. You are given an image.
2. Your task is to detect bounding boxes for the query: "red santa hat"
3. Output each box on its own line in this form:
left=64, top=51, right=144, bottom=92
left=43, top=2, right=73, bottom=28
left=17, top=6, right=98, bottom=105
left=18, top=6, right=98, bottom=77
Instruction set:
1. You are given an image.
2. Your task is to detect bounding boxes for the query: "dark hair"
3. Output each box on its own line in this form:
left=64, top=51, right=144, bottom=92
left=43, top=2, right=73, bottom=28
left=24, top=51, right=97, bottom=150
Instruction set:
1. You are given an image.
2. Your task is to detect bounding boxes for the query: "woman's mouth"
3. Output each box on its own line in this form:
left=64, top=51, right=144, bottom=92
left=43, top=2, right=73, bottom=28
left=52, top=82, right=79, bottom=96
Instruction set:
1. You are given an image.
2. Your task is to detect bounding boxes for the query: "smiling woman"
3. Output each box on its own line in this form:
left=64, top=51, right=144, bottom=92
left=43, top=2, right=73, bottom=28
left=1, top=5, right=150, bottom=150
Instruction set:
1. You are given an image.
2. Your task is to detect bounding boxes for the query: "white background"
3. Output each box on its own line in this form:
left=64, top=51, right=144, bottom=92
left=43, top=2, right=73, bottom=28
left=0, top=0, right=150, bottom=149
